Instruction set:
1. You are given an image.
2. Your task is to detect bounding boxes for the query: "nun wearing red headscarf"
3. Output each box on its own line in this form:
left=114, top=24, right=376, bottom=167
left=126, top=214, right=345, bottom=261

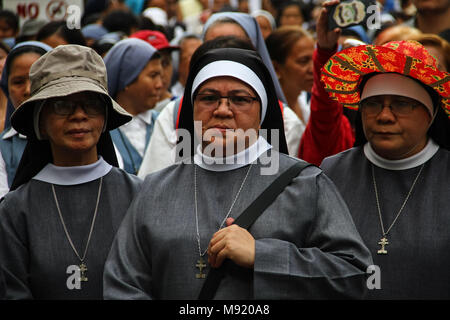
left=319, top=2, right=450, bottom=299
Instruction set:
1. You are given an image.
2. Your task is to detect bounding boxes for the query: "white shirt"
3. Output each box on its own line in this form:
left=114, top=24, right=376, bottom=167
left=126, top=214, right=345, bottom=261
left=0, top=128, right=27, bottom=198
left=297, top=91, right=311, bottom=125
left=118, top=109, right=155, bottom=157
left=170, top=81, right=185, bottom=98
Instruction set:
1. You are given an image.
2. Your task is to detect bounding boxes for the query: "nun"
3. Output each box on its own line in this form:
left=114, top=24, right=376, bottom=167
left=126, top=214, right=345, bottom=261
left=138, top=12, right=304, bottom=177
left=0, top=45, right=142, bottom=299
left=104, top=38, right=163, bottom=175
left=0, top=41, right=52, bottom=197
left=103, top=47, right=372, bottom=300
left=320, top=38, right=450, bottom=298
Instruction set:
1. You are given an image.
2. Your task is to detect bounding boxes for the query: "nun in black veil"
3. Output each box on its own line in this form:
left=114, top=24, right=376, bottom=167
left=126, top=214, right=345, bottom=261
left=104, top=46, right=372, bottom=300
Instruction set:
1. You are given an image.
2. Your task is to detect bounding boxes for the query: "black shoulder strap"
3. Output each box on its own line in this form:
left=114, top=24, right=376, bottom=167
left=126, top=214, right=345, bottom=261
left=198, top=160, right=313, bottom=300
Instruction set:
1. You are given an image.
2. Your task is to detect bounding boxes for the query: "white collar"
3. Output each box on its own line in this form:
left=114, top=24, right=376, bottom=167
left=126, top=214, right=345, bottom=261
left=135, top=109, right=155, bottom=125
left=194, top=136, right=272, bottom=172
left=33, top=157, right=112, bottom=185
left=364, top=139, right=440, bottom=170
left=2, top=127, right=27, bottom=140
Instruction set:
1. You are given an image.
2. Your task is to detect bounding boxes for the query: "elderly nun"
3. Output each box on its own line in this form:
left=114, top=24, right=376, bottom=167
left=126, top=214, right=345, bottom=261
left=103, top=46, right=372, bottom=300
left=320, top=38, right=450, bottom=299
left=0, top=45, right=142, bottom=299
left=138, top=11, right=304, bottom=177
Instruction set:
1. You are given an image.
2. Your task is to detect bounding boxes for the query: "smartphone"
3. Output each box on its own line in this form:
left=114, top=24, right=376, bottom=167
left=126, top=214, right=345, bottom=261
left=327, top=0, right=377, bottom=30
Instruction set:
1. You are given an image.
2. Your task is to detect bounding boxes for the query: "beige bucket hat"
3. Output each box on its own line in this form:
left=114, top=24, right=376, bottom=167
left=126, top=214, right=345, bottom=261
left=11, top=44, right=131, bottom=138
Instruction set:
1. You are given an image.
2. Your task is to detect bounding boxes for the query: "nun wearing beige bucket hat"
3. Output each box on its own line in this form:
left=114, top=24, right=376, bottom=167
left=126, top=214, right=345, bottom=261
left=0, top=45, right=142, bottom=299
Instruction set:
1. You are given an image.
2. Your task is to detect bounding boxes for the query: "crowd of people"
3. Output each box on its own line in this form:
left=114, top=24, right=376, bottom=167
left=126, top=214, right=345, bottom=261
left=0, top=0, right=449, bottom=300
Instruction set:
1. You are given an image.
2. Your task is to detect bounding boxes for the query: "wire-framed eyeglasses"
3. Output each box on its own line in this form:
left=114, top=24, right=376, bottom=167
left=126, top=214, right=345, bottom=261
left=195, top=93, right=259, bottom=110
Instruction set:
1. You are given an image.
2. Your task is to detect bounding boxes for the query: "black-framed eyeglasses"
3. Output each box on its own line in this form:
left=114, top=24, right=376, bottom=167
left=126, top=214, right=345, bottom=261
left=46, top=99, right=105, bottom=116
left=195, top=93, right=258, bottom=110
left=360, top=97, right=423, bottom=116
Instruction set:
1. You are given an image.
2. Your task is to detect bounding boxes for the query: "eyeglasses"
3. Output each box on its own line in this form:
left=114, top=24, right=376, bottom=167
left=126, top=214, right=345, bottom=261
left=46, top=99, right=105, bottom=116
left=360, top=97, right=423, bottom=116
left=195, top=93, right=258, bottom=110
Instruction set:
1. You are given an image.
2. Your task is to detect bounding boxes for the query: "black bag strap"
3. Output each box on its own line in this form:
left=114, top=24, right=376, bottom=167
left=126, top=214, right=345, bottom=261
left=198, top=161, right=313, bottom=300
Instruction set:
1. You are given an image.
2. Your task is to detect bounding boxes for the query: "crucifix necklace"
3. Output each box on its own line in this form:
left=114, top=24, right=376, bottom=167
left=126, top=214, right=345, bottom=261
left=52, top=177, right=103, bottom=283
left=193, top=164, right=253, bottom=279
left=371, top=163, right=424, bottom=255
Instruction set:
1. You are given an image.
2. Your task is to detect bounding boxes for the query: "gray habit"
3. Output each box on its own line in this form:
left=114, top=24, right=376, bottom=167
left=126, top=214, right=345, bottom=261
left=104, top=153, right=373, bottom=299
left=321, top=147, right=450, bottom=299
left=0, top=168, right=142, bottom=299
left=0, top=267, right=4, bottom=299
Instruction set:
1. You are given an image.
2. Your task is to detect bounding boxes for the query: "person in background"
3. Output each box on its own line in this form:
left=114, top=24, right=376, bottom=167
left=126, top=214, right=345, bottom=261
left=251, top=9, right=276, bottom=40
left=266, top=25, right=315, bottom=126
left=0, top=10, right=19, bottom=47
left=277, top=1, right=305, bottom=28
left=411, top=33, right=450, bottom=71
left=82, top=24, right=109, bottom=47
left=296, top=0, right=355, bottom=166
left=36, top=21, right=87, bottom=48
left=126, top=0, right=146, bottom=15
left=15, top=19, right=47, bottom=44
left=374, top=24, right=422, bottom=45
left=170, top=34, right=203, bottom=98
left=130, top=30, right=180, bottom=111
left=105, top=38, right=163, bottom=175
left=0, top=41, right=53, bottom=198
left=406, top=0, right=450, bottom=35
left=238, top=0, right=250, bottom=12
left=102, top=9, right=140, bottom=37
left=0, top=44, right=142, bottom=299
left=0, top=41, right=10, bottom=133
left=104, top=45, right=372, bottom=300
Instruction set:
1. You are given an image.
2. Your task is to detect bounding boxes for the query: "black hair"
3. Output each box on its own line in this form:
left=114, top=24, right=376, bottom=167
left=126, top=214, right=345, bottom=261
left=354, top=73, right=450, bottom=150
left=0, top=10, right=19, bottom=34
left=276, top=1, right=309, bottom=26
left=138, top=17, right=170, bottom=38
left=82, top=13, right=102, bottom=27
left=102, top=10, right=139, bottom=36
left=36, top=21, right=86, bottom=46
left=91, top=39, right=116, bottom=57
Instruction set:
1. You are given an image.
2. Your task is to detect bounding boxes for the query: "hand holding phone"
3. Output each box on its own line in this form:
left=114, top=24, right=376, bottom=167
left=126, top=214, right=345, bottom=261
left=327, top=0, right=377, bottom=30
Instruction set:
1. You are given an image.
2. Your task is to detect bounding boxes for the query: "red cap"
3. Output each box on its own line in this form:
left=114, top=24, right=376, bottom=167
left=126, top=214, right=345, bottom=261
left=130, top=30, right=179, bottom=51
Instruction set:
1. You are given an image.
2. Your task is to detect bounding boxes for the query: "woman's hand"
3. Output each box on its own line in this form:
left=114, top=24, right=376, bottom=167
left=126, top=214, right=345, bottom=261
left=207, top=218, right=255, bottom=269
left=317, top=0, right=342, bottom=50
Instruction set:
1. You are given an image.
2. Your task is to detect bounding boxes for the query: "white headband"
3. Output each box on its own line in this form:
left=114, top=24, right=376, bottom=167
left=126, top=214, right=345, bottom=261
left=361, top=73, right=434, bottom=117
left=191, top=60, right=268, bottom=124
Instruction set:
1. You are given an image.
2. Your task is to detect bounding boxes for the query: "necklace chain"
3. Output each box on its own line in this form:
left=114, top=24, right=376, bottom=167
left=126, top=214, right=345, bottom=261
left=52, top=177, right=103, bottom=263
left=194, top=164, right=253, bottom=257
left=372, top=163, right=424, bottom=237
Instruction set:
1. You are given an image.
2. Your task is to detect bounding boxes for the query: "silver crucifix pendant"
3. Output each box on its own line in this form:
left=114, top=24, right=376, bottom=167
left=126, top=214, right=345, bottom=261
left=195, top=257, right=207, bottom=279
left=377, top=237, right=389, bottom=254
left=79, top=263, right=88, bottom=282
